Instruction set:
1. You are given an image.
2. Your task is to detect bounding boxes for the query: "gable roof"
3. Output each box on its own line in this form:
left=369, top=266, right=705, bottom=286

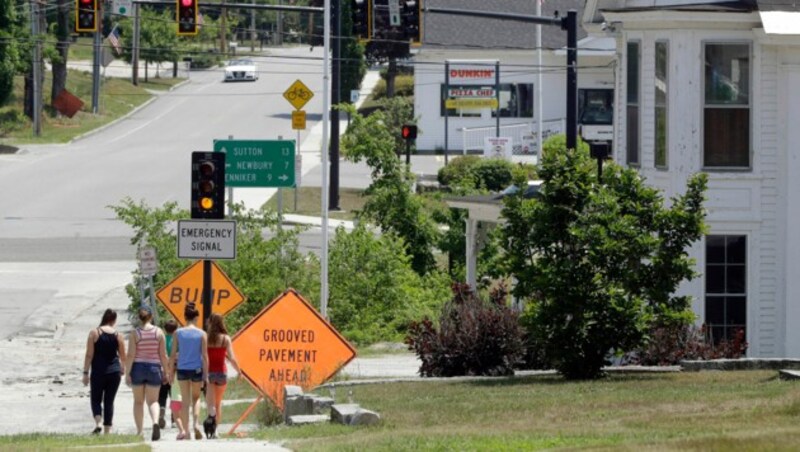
left=422, top=0, right=588, bottom=51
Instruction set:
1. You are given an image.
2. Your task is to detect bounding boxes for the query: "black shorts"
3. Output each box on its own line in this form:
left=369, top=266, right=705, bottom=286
left=177, top=368, right=203, bottom=382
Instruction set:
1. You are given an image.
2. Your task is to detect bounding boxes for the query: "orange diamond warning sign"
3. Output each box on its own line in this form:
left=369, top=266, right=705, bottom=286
left=232, top=289, right=356, bottom=409
left=156, top=260, right=245, bottom=329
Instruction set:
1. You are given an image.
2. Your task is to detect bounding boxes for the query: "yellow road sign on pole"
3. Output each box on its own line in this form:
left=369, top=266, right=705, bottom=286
left=292, top=110, right=307, bottom=130
left=283, top=79, right=314, bottom=110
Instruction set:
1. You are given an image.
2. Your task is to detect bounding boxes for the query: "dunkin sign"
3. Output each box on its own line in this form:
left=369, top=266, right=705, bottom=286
left=447, top=61, right=499, bottom=85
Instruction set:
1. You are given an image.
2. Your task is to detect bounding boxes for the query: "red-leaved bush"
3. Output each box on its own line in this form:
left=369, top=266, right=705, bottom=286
left=627, top=324, right=748, bottom=366
left=405, top=283, right=525, bottom=377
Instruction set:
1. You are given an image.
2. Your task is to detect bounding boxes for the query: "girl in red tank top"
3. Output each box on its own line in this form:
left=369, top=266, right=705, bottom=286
left=203, top=314, right=241, bottom=438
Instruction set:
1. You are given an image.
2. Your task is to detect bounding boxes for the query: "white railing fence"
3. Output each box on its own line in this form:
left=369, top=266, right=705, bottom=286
left=458, top=118, right=566, bottom=155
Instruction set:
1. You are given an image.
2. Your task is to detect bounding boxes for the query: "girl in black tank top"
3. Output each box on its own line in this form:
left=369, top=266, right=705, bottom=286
left=83, top=309, right=126, bottom=434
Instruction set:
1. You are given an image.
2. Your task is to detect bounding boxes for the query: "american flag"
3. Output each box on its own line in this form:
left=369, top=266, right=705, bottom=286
left=107, top=25, right=122, bottom=56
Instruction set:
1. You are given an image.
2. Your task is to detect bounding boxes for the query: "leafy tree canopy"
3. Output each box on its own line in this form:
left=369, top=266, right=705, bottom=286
left=497, top=135, right=708, bottom=379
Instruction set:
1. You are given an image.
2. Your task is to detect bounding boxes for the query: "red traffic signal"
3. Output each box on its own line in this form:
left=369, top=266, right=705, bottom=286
left=401, top=124, right=417, bottom=141
left=75, top=0, right=98, bottom=32
left=177, top=0, right=199, bottom=36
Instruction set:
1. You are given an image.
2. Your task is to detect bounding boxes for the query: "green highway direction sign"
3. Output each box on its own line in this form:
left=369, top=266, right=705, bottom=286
left=213, top=139, right=296, bottom=188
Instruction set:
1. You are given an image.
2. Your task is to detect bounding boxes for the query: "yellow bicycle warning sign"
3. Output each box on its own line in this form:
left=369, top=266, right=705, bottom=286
left=283, top=79, right=314, bottom=110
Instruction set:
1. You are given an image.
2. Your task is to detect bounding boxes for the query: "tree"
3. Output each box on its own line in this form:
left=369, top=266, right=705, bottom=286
left=498, top=135, right=708, bottom=379
left=340, top=102, right=440, bottom=275
left=118, top=9, right=180, bottom=81
left=50, top=0, right=70, bottom=103
left=328, top=225, right=450, bottom=344
left=0, top=0, right=18, bottom=105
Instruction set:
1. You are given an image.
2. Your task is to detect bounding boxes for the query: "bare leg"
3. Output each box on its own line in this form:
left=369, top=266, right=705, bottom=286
left=145, top=385, right=161, bottom=424
left=94, top=415, right=102, bottom=431
left=214, top=383, right=227, bottom=424
left=191, top=381, right=203, bottom=438
left=178, top=379, right=191, bottom=438
left=131, top=385, right=145, bottom=435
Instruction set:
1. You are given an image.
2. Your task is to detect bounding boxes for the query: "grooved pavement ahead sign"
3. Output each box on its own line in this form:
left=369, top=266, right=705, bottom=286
left=214, top=139, right=296, bottom=188
left=232, top=289, right=356, bottom=409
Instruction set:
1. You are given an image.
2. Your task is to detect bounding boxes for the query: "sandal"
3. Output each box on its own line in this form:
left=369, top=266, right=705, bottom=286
left=176, top=432, right=187, bottom=440
left=194, top=427, right=203, bottom=440
left=91, top=427, right=101, bottom=435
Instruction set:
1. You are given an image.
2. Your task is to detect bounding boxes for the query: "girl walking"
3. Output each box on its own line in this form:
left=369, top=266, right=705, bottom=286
left=204, top=313, right=241, bottom=438
left=169, top=303, right=208, bottom=440
left=125, top=306, right=170, bottom=441
left=82, top=309, right=126, bottom=434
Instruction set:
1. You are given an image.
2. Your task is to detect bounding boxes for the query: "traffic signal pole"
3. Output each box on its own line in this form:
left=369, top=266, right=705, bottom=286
left=424, top=7, right=578, bottom=151
left=329, top=0, right=341, bottom=211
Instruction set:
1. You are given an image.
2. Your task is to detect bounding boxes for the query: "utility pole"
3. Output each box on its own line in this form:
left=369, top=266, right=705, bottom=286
left=250, top=0, right=256, bottom=51
left=276, top=0, right=283, bottom=45
left=132, top=2, right=140, bottom=85
left=92, top=3, right=102, bottom=114
left=30, top=0, right=42, bottom=136
left=329, top=0, right=341, bottom=210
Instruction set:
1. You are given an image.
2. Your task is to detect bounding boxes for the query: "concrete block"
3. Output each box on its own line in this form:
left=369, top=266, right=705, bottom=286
left=351, top=409, right=381, bottom=426
left=330, top=403, right=360, bottom=425
left=308, top=395, right=335, bottom=414
left=283, top=385, right=304, bottom=398
left=287, top=414, right=329, bottom=426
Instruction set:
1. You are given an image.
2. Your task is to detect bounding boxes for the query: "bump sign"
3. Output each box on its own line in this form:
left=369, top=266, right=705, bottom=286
left=156, top=260, right=245, bottom=329
left=232, top=289, right=356, bottom=409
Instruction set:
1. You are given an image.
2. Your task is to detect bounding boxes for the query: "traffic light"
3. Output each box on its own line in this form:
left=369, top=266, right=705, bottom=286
left=191, top=152, right=226, bottom=219
left=352, top=0, right=368, bottom=39
left=75, top=0, right=98, bottom=33
left=177, top=0, right=198, bottom=36
left=402, top=0, right=420, bottom=42
left=401, top=124, right=417, bottom=141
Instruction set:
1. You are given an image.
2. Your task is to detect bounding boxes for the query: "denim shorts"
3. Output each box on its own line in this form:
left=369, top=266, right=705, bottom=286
left=177, top=368, right=203, bottom=382
left=208, top=372, right=227, bottom=386
left=130, top=362, right=162, bottom=387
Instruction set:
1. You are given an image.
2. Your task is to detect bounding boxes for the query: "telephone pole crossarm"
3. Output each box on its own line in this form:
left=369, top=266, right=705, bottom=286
left=132, top=0, right=322, bottom=12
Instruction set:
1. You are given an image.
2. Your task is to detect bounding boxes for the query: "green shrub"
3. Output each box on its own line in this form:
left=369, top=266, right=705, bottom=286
left=542, top=133, right=590, bottom=155
left=437, top=155, right=481, bottom=187
left=189, top=51, right=221, bottom=69
left=328, top=225, right=450, bottom=344
left=371, top=74, right=414, bottom=100
left=471, top=158, right=515, bottom=191
left=405, top=283, right=525, bottom=377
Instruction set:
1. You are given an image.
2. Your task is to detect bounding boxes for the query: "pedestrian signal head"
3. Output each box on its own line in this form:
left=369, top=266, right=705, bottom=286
left=401, top=124, right=417, bottom=141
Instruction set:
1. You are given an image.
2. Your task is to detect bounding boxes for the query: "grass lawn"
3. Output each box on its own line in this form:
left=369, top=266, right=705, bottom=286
left=67, top=36, right=96, bottom=61
left=0, top=69, right=183, bottom=145
left=244, top=370, right=800, bottom=451
left=264, top=187, right=366, bottom=221
left=0, top=433, right=145, bottom=451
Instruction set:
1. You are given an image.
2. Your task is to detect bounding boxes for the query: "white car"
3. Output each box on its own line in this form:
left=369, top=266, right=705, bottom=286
left=224, top=58, right=258, bottom=82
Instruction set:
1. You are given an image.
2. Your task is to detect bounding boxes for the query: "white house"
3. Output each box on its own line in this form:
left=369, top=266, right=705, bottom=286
left=583, top=0, right=800, bottom=357
left=414, top=0, right=616, bottom=154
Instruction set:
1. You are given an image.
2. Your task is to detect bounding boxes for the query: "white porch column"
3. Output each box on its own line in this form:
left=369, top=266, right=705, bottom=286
left=465, top=218, right=478, bottom=289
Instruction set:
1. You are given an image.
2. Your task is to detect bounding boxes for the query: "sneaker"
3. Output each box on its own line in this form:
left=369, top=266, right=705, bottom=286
left=151, top=423, right=161, bottom=441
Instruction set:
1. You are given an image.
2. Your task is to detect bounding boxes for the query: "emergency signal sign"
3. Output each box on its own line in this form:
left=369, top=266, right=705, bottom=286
left=231, top=289, right=356, bottom=409
left=156, top=260, right=245, bottom=329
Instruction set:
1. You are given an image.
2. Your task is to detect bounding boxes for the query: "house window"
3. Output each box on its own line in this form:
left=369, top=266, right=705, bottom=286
left=441, top=84, right=533, bottom=118
left=705, top=235, right=747, bottom=345
left=626, top=41, right=640, bottom=165
left=655, top=41, right=668, bottom=168
left=703, top=43, right=750, bottom=168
